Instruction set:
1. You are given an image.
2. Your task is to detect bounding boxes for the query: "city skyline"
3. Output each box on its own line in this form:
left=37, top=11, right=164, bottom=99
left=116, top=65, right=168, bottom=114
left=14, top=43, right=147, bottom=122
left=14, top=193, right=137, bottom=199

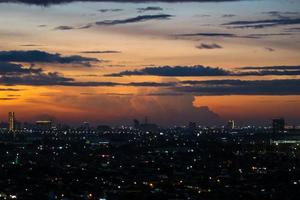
left=1, top=0, right=300, bottom=126
left=0, top=110, right=298, bottom=129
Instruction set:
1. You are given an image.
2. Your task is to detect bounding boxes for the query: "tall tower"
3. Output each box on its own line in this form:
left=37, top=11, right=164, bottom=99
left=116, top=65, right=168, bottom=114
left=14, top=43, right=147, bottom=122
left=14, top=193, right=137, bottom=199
left=8, top=112, right=15, bottom=131
left=227, top=120, right=235, bottom=130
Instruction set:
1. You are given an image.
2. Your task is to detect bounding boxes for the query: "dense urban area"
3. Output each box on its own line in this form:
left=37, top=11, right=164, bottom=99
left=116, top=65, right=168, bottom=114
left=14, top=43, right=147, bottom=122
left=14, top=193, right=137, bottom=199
left=0, top=112, right=300, bottom=200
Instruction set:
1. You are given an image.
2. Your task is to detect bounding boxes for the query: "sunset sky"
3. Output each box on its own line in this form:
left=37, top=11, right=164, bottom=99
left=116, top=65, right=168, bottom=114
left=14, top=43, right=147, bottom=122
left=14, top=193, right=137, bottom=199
left=0, top=0, right=300, bottom=126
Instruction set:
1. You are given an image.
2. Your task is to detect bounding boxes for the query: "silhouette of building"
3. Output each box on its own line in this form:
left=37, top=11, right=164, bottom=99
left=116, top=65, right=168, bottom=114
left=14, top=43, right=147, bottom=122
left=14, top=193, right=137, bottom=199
left=188, top=122, right=197, bottom=133
left=82, top=121, right=90, bottom=130
left=36, top=120, right=52, bottom=130
left=8, top=112, right=15, bottom=131
left=273, top=118, right=285, bottom=134
left=133, top=117, right=158, bottom=131
left=227, top=120, right=235, bottom=130
left=133, top=119, right=140, bottom=129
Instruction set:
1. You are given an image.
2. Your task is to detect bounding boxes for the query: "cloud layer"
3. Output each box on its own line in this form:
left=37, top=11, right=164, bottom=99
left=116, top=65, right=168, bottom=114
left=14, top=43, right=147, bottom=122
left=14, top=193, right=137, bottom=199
left=0, top=50, right=99, bottom=66
left=177, top=79, right=300, bottom=95
left=106, top=65, right=229, bottom=77
left=105, top=65, right=300, bottom=77
left=1, top=61, right=300, bottom=96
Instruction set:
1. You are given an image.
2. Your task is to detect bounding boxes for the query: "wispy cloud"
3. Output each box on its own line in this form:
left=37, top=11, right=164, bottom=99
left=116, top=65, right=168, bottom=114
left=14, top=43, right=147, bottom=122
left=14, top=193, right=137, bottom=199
left=224, top=17, right=300, bottom=29
left=238, top=66, right=300, bottom=70
left=175, top=32, right=293, bottom=39
left=265, top=47, right=275, bottom=52
left=79, top=50, right=121, bottom=54
left=176, top=32, right=237, bottom=38
left=95, top=14, right=173, bottom=25
left=222, top=14, right=236, bottom=17
left=137, top=6, right=163, bottom=13
left=196, top=43, right=222, bottom=49
left=98, top=8, right=123, bottom=13
left=54, top=24, right=93, bottom=30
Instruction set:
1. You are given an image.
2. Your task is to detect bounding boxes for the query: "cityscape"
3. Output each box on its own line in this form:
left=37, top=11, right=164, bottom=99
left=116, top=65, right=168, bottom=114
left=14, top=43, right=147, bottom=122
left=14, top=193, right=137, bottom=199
left=0, top=112, right=300, bottom=199
left=1, top=0, right=300, bottom=199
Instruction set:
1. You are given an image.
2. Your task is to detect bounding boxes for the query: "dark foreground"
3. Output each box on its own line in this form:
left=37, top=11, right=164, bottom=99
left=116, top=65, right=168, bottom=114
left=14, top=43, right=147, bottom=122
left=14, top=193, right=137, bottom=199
left=0, top=128, right=300, bottom=200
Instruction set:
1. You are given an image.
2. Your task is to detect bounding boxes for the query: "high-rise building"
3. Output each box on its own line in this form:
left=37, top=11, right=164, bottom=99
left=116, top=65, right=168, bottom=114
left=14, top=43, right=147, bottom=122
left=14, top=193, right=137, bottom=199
left=8, top=112, right=15, bottom=131
left=227, top=120, right=235, bottom=130
left=272, top=118, right=285, bottom=134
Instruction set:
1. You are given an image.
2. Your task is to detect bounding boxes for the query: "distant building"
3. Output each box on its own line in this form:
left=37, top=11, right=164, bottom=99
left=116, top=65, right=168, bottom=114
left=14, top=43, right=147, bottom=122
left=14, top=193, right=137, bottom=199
left=8, top=112, right=15, bottom=131
left=133, top=117, right=158, bottom=131
left=0, top=122, right=9, bottom=129
left=82, top=121, right=90, bottom=130
left=227, top=120, right=235, bottom=130
left=188, top=122, right=197, bottom=133
left=36, top=120, right=52, bottom=130
left=133, top=119, right=140, bottom=129
left=273, top=118, right=285, bottom=134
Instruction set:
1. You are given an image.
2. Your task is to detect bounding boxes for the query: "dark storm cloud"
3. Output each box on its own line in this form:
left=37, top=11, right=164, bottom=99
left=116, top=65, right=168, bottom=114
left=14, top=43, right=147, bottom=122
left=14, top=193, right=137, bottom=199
left=177, top=79, right=300, bottom=95
left=105, top=66, right=229, bottom=77
left=0, top=50, right=99, bottom=66
left=196, top=43, right=222, bottom=49
left=79, top=50, right=121, bottom=54
left=0, top=62, right=41, bottom=74
left=137, top=6, right=163, bottom=13
left=95, top=14, right=173, bottom=25
left=224, top=18, right=300, bottom=29
left=105, top=65, right=300, bottom=77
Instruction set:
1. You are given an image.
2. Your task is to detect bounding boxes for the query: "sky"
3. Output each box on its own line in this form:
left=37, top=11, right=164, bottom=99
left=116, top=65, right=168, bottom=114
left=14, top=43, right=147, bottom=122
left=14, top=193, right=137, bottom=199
left=0, top=0, right=300, bottom=126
